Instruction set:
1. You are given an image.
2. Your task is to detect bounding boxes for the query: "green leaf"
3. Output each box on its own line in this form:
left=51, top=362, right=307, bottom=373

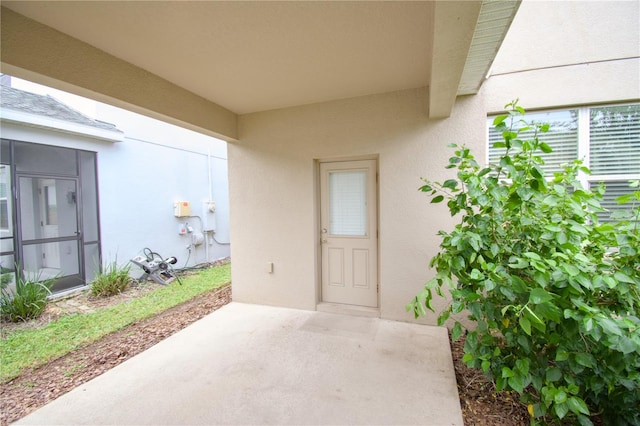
left=443, top=179, right=458, bottom=190
left=523, top=252, right=542, bottom=261
left=535, top=302, right=562, bottom=323
left=614, top=271, right=636, bottom=284
left=469, top=269, right=483, bottom=280
left=554, top=402, right=569, bottom=419
left=575, top=353, right=595, bottom=368
left=508, top=374, right=524, bottom=394
left=529, top=288, right=553, bottom=304
left=502, top=366, right=515, bottom=378
left=437, top=309, right=450, bottom=326
left=451, top=322, right=464, bottom=341
left=555, top=390, right=568, bottom=404
left=567, top=396, right=590, bottom=416
left=493, top=114, right=509, bottom=126
left=478, top=167, right=491, bottom=177
left=419, top=184, right=433, bottom=192
left=483, top=279, right=496, bottom=292
left=546, top=367, right=562, bottom=382
left=519, top=316, right=532, bottom=335
left=515, top=358, right=530, bottom=376
left=598, top=317, right=622, bottom=336
left=431, top=195, right=445, bottom=204
left=562, top=264, right=580, bottom=277
left=556, top=232, right=568, bottom=245
left=611, top=335, right=638, bottom=354
left=555, top=350, right=569, bottom=362
left=540, top=142, right=553, bottom=153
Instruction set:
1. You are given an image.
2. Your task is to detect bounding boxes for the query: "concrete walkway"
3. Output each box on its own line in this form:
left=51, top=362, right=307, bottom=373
left=15, top=303, right=463, bottom=425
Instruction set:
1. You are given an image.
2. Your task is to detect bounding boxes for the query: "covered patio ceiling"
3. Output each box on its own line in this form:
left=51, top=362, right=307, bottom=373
left=1, top=1, right=519, bottom=142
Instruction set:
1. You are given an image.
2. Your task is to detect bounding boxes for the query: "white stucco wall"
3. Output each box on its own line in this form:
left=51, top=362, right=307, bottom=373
left=230, top=88, right=487, bottom=323
left=1, top=105, right=230, bottom=280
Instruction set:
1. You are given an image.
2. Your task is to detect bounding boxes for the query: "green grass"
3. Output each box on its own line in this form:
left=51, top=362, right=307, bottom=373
left=0, top=263, right=230, bottom=383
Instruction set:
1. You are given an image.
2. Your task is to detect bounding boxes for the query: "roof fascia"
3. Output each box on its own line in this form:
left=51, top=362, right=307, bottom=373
left=428, top=1, right=483, bottom=119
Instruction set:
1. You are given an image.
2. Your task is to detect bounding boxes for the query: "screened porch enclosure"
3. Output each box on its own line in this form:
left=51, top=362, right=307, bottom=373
left=0, top=139, right=101, bottom=294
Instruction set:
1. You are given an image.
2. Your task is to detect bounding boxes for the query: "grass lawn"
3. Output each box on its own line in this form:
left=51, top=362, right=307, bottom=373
left=0, top=263, right=231, bottom=383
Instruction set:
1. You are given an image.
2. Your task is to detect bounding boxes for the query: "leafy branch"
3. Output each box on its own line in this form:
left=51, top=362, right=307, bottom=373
left=408, top=101, right=640, bottom=425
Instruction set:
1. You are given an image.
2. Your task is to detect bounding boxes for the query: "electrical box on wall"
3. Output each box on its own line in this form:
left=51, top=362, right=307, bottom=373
left=174, top=201, right=191, bottom=217
left=201, top=200, right=216, bottom=231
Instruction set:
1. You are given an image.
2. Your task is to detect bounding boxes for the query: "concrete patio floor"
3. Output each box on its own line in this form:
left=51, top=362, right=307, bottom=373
left=15, top=302, right=463, bottom=425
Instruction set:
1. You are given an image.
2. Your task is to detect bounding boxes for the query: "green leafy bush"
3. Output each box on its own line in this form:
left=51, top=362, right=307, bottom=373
left=408, top=101, right=640, bottom=425
left=90, top=260, right=132, bottom=297
left=0, top=271, right=53, bottom=322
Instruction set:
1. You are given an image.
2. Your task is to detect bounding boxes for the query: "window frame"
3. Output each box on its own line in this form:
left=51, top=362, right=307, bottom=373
left=487, top=102, right=640, bottom=221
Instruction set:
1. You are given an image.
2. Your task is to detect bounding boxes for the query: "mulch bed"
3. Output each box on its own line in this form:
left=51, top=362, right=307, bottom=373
left=0, top=285, right=231, bottom=426
left=450, top=334, right=530, bottom=425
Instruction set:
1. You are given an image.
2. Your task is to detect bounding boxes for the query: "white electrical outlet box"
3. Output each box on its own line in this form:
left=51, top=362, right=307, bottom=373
left=174, top=201, right=191, bottom=217
left=201, top=200, right=216, bottom=231
left=178, top=223, right=187, bottom=235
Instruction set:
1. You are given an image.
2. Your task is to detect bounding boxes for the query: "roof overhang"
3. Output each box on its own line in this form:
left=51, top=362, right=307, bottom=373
left=1, top=1, right=519, bottom=140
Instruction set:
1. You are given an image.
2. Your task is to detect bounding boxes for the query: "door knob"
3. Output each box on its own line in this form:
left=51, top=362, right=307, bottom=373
left=321, top=228, right=327, bottom=233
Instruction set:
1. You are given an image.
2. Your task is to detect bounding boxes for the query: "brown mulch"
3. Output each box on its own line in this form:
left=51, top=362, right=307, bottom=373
left=450, top=334, right=530, bottom=425
left=2, top=278, right=532, bottom=426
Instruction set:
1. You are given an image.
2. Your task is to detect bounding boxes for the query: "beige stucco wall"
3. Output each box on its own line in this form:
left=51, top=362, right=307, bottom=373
left=229, top=1, right=639, bottom=325
left=484, top=0, right=640, bottom=112
left=230, top=88, right=488, bottom=323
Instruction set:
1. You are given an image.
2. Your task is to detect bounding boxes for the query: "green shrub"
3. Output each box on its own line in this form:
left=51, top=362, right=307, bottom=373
left=90, top=260, right=132, bottom=297
left=0, top=271, right=53, bottom=322
left=408, top=101, right=640, bottom=425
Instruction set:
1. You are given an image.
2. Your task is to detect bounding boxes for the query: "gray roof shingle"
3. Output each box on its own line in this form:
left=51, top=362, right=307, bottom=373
left=1, top=85, right=120, bottom=132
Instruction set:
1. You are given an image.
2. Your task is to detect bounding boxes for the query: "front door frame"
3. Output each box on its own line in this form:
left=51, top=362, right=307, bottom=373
left=316, top=156, right=379, bottom=308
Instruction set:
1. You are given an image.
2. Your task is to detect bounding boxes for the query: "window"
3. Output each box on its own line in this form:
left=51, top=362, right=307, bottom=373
left=488, top=103, right=640, bottom=222
left=329, top=170, right=367, bottom=236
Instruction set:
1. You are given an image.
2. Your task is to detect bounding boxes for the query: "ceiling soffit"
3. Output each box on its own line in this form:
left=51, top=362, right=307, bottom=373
left=1, top=1, right=513, bottom=133
left=457, top=0, right=522, bottom=95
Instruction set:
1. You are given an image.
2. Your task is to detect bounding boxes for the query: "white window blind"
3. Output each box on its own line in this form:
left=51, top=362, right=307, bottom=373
left=593, top=180, right=637, bottom=223
left=329, top=170, right=367, bottom=236
left=589, top=105, right=640, bottom=175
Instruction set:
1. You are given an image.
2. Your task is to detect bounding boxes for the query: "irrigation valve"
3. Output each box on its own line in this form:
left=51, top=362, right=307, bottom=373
left=131, top=254, right=178, bottom=285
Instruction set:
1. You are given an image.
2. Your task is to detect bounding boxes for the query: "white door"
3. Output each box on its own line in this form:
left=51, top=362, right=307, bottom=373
left=320, top=160, right=378, bottom=307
